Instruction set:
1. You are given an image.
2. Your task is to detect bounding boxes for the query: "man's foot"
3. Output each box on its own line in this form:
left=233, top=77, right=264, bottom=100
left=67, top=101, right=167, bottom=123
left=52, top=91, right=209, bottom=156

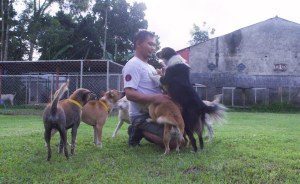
left=128, top=125, right=143, bottom=146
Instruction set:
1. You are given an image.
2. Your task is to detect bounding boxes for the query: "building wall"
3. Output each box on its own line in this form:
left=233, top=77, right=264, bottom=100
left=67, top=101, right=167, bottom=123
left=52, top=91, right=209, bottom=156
left=188, top=17, right=300, bottom=105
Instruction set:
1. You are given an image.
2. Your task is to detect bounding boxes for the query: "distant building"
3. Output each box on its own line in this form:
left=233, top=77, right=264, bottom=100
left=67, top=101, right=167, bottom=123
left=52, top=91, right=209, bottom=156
left=179, top=16, right=300, bottom=106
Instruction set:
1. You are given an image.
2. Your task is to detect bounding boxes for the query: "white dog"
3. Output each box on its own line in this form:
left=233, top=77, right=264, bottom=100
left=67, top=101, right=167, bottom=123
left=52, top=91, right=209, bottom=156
left=202, top=94, right=227, bottom=141
left=112, top=96, right=131, bottom=138
left=1, top=92, right=16, bottom=105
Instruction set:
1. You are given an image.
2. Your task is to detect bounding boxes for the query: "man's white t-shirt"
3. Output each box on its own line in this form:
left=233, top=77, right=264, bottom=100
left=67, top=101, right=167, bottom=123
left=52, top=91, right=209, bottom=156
left=122, top=56, right=161, bottom=117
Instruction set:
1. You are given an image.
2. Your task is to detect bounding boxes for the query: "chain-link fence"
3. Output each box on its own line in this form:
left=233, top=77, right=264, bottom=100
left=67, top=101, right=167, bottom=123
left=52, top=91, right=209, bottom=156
left=1, top=59, right=299, bottom=108
left=194, top=86, right=300, bottom=107
left=0, top=60, right=124, bottom=106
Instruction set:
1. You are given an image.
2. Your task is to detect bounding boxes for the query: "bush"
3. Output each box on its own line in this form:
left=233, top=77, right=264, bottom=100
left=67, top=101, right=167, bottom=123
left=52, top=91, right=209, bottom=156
left=231, top=102, right=300, bottom=113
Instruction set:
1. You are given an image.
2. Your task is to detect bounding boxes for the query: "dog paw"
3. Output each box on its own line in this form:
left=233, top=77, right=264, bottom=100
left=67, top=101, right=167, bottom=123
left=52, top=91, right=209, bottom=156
left=96, top=143, right=102, bottom=149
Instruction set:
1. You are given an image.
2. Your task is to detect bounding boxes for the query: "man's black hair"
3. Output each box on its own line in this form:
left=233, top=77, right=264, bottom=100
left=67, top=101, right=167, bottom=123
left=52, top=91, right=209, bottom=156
left=133, top=30, right=155, bottom=49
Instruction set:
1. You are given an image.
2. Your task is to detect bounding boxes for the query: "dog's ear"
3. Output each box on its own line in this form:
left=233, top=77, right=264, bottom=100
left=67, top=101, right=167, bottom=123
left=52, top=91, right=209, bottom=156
left=108, top=89, right=117, bottom=98
left=90, top=92, right=97, bottom=100
left=81, top=90, right=93, bottom=102
left=100, top=90, right=105, bottom=97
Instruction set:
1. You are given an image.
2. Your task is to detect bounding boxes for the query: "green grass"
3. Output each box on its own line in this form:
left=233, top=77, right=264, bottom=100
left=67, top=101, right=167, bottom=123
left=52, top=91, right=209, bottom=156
left=0, top=112, right=299, bottom=183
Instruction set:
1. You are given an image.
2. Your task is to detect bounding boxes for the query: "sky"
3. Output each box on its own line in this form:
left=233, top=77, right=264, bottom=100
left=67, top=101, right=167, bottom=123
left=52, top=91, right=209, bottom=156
left=126, top=0, right=300, bottom=50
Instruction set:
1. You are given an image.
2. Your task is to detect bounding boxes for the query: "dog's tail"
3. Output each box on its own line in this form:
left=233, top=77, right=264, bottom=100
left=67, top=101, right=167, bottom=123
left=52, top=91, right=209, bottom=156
left=156, top=116, right=179, bottom=126
left=50, top=80, right=69, bottom=114
left=203, top=94, right=228, bottom=124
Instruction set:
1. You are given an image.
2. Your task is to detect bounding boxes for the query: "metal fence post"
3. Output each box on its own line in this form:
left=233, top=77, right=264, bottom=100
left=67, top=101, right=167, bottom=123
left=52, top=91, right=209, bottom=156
left=106, top=60, right=110, bottom=90
left=80, top=60, right=83, bottom=88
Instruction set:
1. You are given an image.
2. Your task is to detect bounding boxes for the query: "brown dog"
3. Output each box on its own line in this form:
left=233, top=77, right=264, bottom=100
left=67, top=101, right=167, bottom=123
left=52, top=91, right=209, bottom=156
left=147, top=100, right=185, bottom=154
left=81, top=89, right=125, bottom=148
left=43, top=80, right=94, bottom=161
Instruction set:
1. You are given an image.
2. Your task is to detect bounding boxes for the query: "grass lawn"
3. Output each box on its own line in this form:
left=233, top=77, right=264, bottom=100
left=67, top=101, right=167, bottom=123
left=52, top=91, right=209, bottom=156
left=0, top=112, right=299, bottom=183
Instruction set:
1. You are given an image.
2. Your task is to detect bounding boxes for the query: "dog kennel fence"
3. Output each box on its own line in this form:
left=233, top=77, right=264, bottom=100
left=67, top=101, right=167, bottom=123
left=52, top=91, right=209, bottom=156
left=0, top=60, right=124, bottom=106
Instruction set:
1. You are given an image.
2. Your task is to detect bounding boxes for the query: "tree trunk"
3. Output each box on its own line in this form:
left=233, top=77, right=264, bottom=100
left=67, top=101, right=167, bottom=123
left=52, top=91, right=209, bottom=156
left=3, top=22, right=8, bottom=61
left=3, top=0, right=10, bottom=61
left=29, top=42, right=34, bottom=61
left=0, top=0, right=5, bottom=61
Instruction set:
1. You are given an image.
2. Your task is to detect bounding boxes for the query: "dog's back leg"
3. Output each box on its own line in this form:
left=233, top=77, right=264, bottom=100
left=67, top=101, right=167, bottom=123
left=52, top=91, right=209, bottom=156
left=197, top=130, right=204, bottom=150
left=58, top=128, right=69, bottom=159
left=197, top=115, right=205, bottom=149
left=44, top=128, right=52, bottom=161
left=70, top=129, right=77, bottom=155
left=185, top=129, right=198, bottom=153
left=112, top=119, right=124, bottom=138
left=163, top=125, right=172, bottom=154
left=70, top=124, right=80, bottom=155
left=206, top=123, right=214, bottom=141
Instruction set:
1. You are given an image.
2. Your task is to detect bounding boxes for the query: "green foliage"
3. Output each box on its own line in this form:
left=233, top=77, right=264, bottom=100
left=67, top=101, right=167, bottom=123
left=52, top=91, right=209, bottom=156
left=8, top=0, right=150, bottom=61
left=0, top=112, right=299, bottom=183
left=189, top=22, right=215, bottom=46
left=232, top=102, right=300, bottom=113
left=93, top=0, right=149, bottom=61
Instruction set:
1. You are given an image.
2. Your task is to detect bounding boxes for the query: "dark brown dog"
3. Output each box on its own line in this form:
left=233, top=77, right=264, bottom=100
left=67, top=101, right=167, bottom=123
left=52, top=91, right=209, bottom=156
left=81, top=89, right=125, bottom=148
left=43, top=80, right=94, bottom=161
left=147, top=100, right=185, bottom=154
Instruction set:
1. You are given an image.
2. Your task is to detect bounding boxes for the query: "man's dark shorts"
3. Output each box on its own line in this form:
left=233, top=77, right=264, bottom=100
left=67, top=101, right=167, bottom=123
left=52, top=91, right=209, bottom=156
left=131, top=113, right=164, bottom=137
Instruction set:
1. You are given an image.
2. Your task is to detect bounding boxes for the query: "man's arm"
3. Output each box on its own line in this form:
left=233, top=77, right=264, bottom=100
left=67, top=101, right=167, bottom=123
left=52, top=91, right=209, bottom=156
left=124, top=87, right=169, bottom=105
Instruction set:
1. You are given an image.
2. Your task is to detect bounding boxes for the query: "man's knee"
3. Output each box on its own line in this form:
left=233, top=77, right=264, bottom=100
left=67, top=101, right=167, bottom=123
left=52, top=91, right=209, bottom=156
left=142, top=131, right=164, bottom=148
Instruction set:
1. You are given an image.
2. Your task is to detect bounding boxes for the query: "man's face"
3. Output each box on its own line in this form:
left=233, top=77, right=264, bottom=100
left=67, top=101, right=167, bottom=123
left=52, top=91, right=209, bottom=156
left=137, top=36, right=156, bottom=59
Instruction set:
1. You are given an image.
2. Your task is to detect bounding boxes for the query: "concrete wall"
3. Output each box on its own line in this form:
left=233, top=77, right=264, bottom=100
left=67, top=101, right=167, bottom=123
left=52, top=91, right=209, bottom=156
left=188, top=17, right=300, bottom=105
left=190, top=17, right=300, bottom=77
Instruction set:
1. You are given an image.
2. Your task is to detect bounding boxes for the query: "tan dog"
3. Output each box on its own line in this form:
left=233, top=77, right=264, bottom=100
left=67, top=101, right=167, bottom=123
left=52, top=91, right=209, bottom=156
left=43, top=80, right=94, bottom=161
left=81, top=89, right=125, bottom=148
left=147, top=100, right=185, bottom=154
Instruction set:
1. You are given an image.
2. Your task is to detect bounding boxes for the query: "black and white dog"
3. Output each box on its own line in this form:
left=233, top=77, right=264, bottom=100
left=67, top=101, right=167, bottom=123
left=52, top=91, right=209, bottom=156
left=160, top=63, right=227, bottom=153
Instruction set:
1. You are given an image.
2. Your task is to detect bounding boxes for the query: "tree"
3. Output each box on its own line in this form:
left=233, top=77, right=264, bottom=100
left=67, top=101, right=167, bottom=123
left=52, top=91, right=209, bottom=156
left=0, top=0, right=17, bottom=61
left=6, top=0, right=155, bottom=62
left=189, top=22, right=215, bottom=46
left=92, top=0, right=148, bottom=61
left=37, top=12, right=76, bottom=60
left=19, top=0, right=91, bottom=60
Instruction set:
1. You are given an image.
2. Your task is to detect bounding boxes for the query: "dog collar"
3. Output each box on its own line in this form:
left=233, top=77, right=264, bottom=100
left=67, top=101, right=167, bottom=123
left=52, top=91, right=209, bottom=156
left=99, top=99, right=110, bottom=112
left=69, top=99, right=83, bottom=109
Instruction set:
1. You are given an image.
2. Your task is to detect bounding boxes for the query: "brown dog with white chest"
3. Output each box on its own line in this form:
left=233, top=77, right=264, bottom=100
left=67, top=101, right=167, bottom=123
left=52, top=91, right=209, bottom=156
left=147, top=99, right=185, bottom=154
left=43, top=80, right=95, bottom=161
left=81, top=89, right=125, bottom=148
